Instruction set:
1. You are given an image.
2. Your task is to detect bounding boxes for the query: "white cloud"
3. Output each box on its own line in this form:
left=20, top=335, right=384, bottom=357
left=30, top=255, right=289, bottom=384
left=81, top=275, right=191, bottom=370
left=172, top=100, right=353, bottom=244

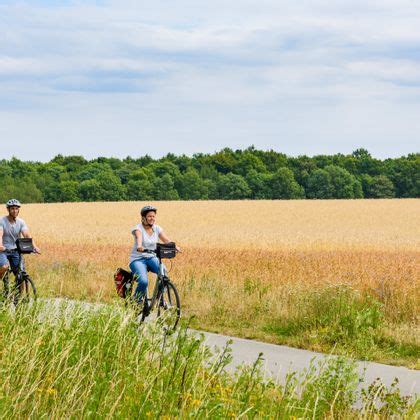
left=0, top=0, right=419, bottom=160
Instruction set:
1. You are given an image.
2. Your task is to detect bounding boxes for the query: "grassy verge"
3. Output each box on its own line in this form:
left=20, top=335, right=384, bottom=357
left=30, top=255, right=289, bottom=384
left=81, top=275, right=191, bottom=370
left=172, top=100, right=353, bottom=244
left=188, top=283, right=419, bottom=369
left=0, top=300, right=417, bottom=418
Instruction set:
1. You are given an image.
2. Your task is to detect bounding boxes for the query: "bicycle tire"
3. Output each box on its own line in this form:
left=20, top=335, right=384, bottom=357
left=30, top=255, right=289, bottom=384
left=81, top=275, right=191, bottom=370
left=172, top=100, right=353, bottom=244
left=155, top=280, right=181, bottom=330
left=1, top=271, right=10, bottom=301
left=15, top=274, right=37, bottom=304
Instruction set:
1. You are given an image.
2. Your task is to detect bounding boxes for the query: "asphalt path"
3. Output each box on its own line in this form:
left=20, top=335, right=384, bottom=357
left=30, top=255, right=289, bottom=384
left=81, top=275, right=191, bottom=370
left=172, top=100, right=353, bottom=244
left=195, top=330, right=420, bottom=397
left=22, top=298, right=419, bottom=398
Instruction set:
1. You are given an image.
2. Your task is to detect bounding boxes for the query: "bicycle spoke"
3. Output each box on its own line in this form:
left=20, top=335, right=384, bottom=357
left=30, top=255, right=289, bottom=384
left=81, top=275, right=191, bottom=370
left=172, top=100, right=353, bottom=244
left=156, top=281, right=180, bottom=330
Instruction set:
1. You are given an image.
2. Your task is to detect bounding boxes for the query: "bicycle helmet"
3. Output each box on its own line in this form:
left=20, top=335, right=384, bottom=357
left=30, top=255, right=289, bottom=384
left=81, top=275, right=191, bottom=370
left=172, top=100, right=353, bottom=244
left=140, top=205, right=157, bottom=217
left=6, top=198, right=21, bottom=208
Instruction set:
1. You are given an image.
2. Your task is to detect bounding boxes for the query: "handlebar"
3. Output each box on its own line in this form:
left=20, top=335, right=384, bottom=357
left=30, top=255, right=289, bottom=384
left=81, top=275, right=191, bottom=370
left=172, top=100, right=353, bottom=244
left=139, top=247, right=180, bottom=256
left=142, top=249, right=156, bottom=255
left=3, top=248, right=40, bottom=255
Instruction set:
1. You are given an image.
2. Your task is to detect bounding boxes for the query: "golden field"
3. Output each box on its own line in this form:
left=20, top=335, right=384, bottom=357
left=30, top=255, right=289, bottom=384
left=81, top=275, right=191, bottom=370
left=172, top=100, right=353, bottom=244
left=17, top=199, right=420, bottom=366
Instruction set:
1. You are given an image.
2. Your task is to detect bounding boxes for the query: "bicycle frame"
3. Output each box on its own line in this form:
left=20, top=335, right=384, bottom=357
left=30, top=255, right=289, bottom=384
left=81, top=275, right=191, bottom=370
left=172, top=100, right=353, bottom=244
left=143, top=254, right=169, bottom=312
left=129, top=248, right=180, bottom=328
left=1, top=249, right=36, bottom=302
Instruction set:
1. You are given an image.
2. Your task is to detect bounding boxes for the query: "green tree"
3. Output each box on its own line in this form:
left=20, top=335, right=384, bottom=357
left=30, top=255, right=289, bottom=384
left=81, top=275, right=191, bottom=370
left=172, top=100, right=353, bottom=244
left=8, top=158, right=32, bottom=178
left=210, top=148, right=238, bottom=174
left=245, top=170, right=272, bottom=199
left=116, top=165, right=133, bottom=185
left=79, top=179, right=101, bottom=201
left=59, top=181, right=80, bottom=202
left=353, top=179, right=363, bottom=198
left=361, top=175, right=395, bottom=198
left=288, top=156, right=318, bottom=188
left=148, top=161, right=181, bottom=179
left=324, top=165, right=359, bottom=199
left=270, top=168, right=304, bottom=199
left=40, top=163, right=66, bottom=182
left=0, top=177, right=43, bottom=203
left=235, top=152, right=266, bottom=177
left=77, top=162, right=112, bottom=182
left=176, top=168, right=208, bottom=200
left=352, top=148, right=381, bottom=175
left=217, top=173, right=251, bottom=199
left=127, top=179, right=153, bottom=200
left=44, top=181, right=62, bottom=202
left=0, top=161, right=12, bottom=179
left=253, top=148, right=288, bottom=172
left=384, top=155, right=419, bottom=197
left=96, top=171, right=127, bottom=201
left=128, top=168, right=154, bottom=183
left=306, top=169, right=334, bottom=199
left=126, top=168, right=155, bottom=200
left=152, top=174, right=180, bottom=200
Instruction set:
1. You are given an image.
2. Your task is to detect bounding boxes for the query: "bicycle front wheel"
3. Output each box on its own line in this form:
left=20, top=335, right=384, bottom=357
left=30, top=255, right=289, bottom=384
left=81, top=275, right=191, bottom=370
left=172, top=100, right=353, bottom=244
left=156, top=280, right=181, bottom=330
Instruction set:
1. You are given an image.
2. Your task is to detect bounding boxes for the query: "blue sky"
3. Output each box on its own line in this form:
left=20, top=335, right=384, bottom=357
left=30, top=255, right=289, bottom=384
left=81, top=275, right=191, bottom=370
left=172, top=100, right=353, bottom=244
left=0, top=0, right=419, bottom=161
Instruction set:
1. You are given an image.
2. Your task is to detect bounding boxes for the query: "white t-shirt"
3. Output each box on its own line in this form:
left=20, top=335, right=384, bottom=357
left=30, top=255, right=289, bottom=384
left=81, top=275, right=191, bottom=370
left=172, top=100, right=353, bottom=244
left=129, top=223, right=162, bottom=263
left=0, top=216, right=29, bottom=250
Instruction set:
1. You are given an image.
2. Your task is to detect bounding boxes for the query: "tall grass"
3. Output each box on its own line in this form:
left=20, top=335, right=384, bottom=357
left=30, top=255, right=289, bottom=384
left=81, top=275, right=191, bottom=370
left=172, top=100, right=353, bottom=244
left=0, top=300, right=417, bottom=418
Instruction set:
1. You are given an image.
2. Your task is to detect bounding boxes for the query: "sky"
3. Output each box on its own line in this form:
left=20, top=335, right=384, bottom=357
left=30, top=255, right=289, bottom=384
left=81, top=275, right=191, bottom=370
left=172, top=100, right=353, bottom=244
left=0, top=0, right=419, bottom=161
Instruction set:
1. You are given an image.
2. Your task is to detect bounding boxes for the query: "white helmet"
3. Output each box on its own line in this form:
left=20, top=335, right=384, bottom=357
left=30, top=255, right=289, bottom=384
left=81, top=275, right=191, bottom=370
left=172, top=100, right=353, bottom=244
left=6, top=199, right=21, bottom=208
left=140, top=205, right=157, bottom=217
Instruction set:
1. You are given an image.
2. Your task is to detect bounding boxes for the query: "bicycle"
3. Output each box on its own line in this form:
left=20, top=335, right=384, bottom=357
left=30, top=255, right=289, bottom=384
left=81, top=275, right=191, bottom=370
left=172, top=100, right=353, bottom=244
left=1, top=238, right=37, bottom=305
left=114, top=242, right=181, bottom=330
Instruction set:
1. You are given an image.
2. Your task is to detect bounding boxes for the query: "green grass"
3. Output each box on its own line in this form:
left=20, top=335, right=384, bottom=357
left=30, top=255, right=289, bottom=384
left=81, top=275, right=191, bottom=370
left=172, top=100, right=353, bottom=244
left=23, top=256, right=420, bottom=368
left=260, top=285, right=420, bottom=367
left=187, top=283, right=419, bottom=369
left=0, top=300, right=418, bottom=418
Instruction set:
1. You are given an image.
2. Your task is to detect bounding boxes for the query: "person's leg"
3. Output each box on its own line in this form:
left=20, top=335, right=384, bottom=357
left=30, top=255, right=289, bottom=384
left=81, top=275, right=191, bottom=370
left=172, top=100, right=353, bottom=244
left=7, top=251, right=21, bottom=276
left=129, top=258, right=149, bottom=302
left=0, top=253, right=10, bottom=298
left=0, top=253, right=9, bottom=279
left=145, top=257, right=160, bottom=276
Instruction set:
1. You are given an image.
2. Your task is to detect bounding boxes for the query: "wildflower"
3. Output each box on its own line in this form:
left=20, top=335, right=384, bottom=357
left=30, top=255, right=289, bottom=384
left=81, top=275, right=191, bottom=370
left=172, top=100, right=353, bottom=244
left=47, top=388, right=57, bottom=396
left=34, top=337, right=44, bottom=346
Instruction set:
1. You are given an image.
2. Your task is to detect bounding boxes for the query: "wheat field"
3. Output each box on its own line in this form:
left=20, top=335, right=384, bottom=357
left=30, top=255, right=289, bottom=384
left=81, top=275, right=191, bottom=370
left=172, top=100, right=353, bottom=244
left=16, top=199, right=420, bottom=366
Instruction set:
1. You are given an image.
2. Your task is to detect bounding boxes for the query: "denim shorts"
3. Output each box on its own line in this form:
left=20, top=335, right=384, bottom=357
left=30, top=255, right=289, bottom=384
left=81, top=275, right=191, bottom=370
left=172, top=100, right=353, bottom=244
left=0, top=250, right=21, bottom=273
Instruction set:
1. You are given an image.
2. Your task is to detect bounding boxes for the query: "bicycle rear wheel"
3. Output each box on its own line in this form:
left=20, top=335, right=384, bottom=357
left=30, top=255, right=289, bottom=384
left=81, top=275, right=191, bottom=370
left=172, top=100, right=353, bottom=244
left=155, top=280, right=181, bottom=330
left=1, top=271, right=10, bottom=301
left=16, top=274, right=37, bottom=304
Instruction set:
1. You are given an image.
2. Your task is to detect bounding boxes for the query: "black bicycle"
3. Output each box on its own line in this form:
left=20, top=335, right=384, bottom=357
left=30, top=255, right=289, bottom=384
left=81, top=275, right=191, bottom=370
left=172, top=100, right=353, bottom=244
left=1, top=238, right=37, bottom=304
left=114, top=242, right=181, bottom=330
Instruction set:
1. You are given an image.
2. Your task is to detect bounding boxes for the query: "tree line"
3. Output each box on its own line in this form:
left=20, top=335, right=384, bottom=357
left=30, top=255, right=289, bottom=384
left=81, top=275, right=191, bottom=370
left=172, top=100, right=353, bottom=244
left=0, top=148, right=418, bottom=203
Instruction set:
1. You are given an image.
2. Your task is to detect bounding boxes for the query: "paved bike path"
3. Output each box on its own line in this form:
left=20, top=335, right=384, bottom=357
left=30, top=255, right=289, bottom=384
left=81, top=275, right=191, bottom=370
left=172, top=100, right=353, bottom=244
left=36, top=298, right=419, bottom=397
left=195, top=330, right=420, bottom=397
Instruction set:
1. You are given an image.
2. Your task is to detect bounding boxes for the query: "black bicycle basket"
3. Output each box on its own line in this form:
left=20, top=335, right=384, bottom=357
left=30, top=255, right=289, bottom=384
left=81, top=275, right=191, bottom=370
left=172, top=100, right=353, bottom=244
left=156, top=242, right=176, bottom=259
left=16, top=238, right=34, bottom=254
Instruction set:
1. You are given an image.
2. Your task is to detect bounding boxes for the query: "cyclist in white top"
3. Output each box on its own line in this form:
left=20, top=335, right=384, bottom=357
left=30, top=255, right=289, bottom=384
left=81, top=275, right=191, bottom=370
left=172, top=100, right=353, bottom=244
left=0, top=199, right=40, bottom=279
left=129, top=205, right=179, bottom=302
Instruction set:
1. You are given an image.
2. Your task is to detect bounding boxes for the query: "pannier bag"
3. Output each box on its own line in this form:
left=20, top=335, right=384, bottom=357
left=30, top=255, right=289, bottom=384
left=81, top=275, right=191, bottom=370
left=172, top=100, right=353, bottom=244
left=114, top=268, right=133, bottom=298
left=15, top=238, right=34, bottom=254
left=156, top=242, right=177, bottom=259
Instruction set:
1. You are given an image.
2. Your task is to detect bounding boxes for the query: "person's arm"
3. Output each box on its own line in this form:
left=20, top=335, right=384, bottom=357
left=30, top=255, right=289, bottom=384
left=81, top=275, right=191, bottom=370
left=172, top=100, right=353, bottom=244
left=22, top=228, right=41, bottom=254
left=0, top=227, right=4, bottom=252
left=159, top=231, right=181, bottom=252
left=134, top=229, right=144, bottom=252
